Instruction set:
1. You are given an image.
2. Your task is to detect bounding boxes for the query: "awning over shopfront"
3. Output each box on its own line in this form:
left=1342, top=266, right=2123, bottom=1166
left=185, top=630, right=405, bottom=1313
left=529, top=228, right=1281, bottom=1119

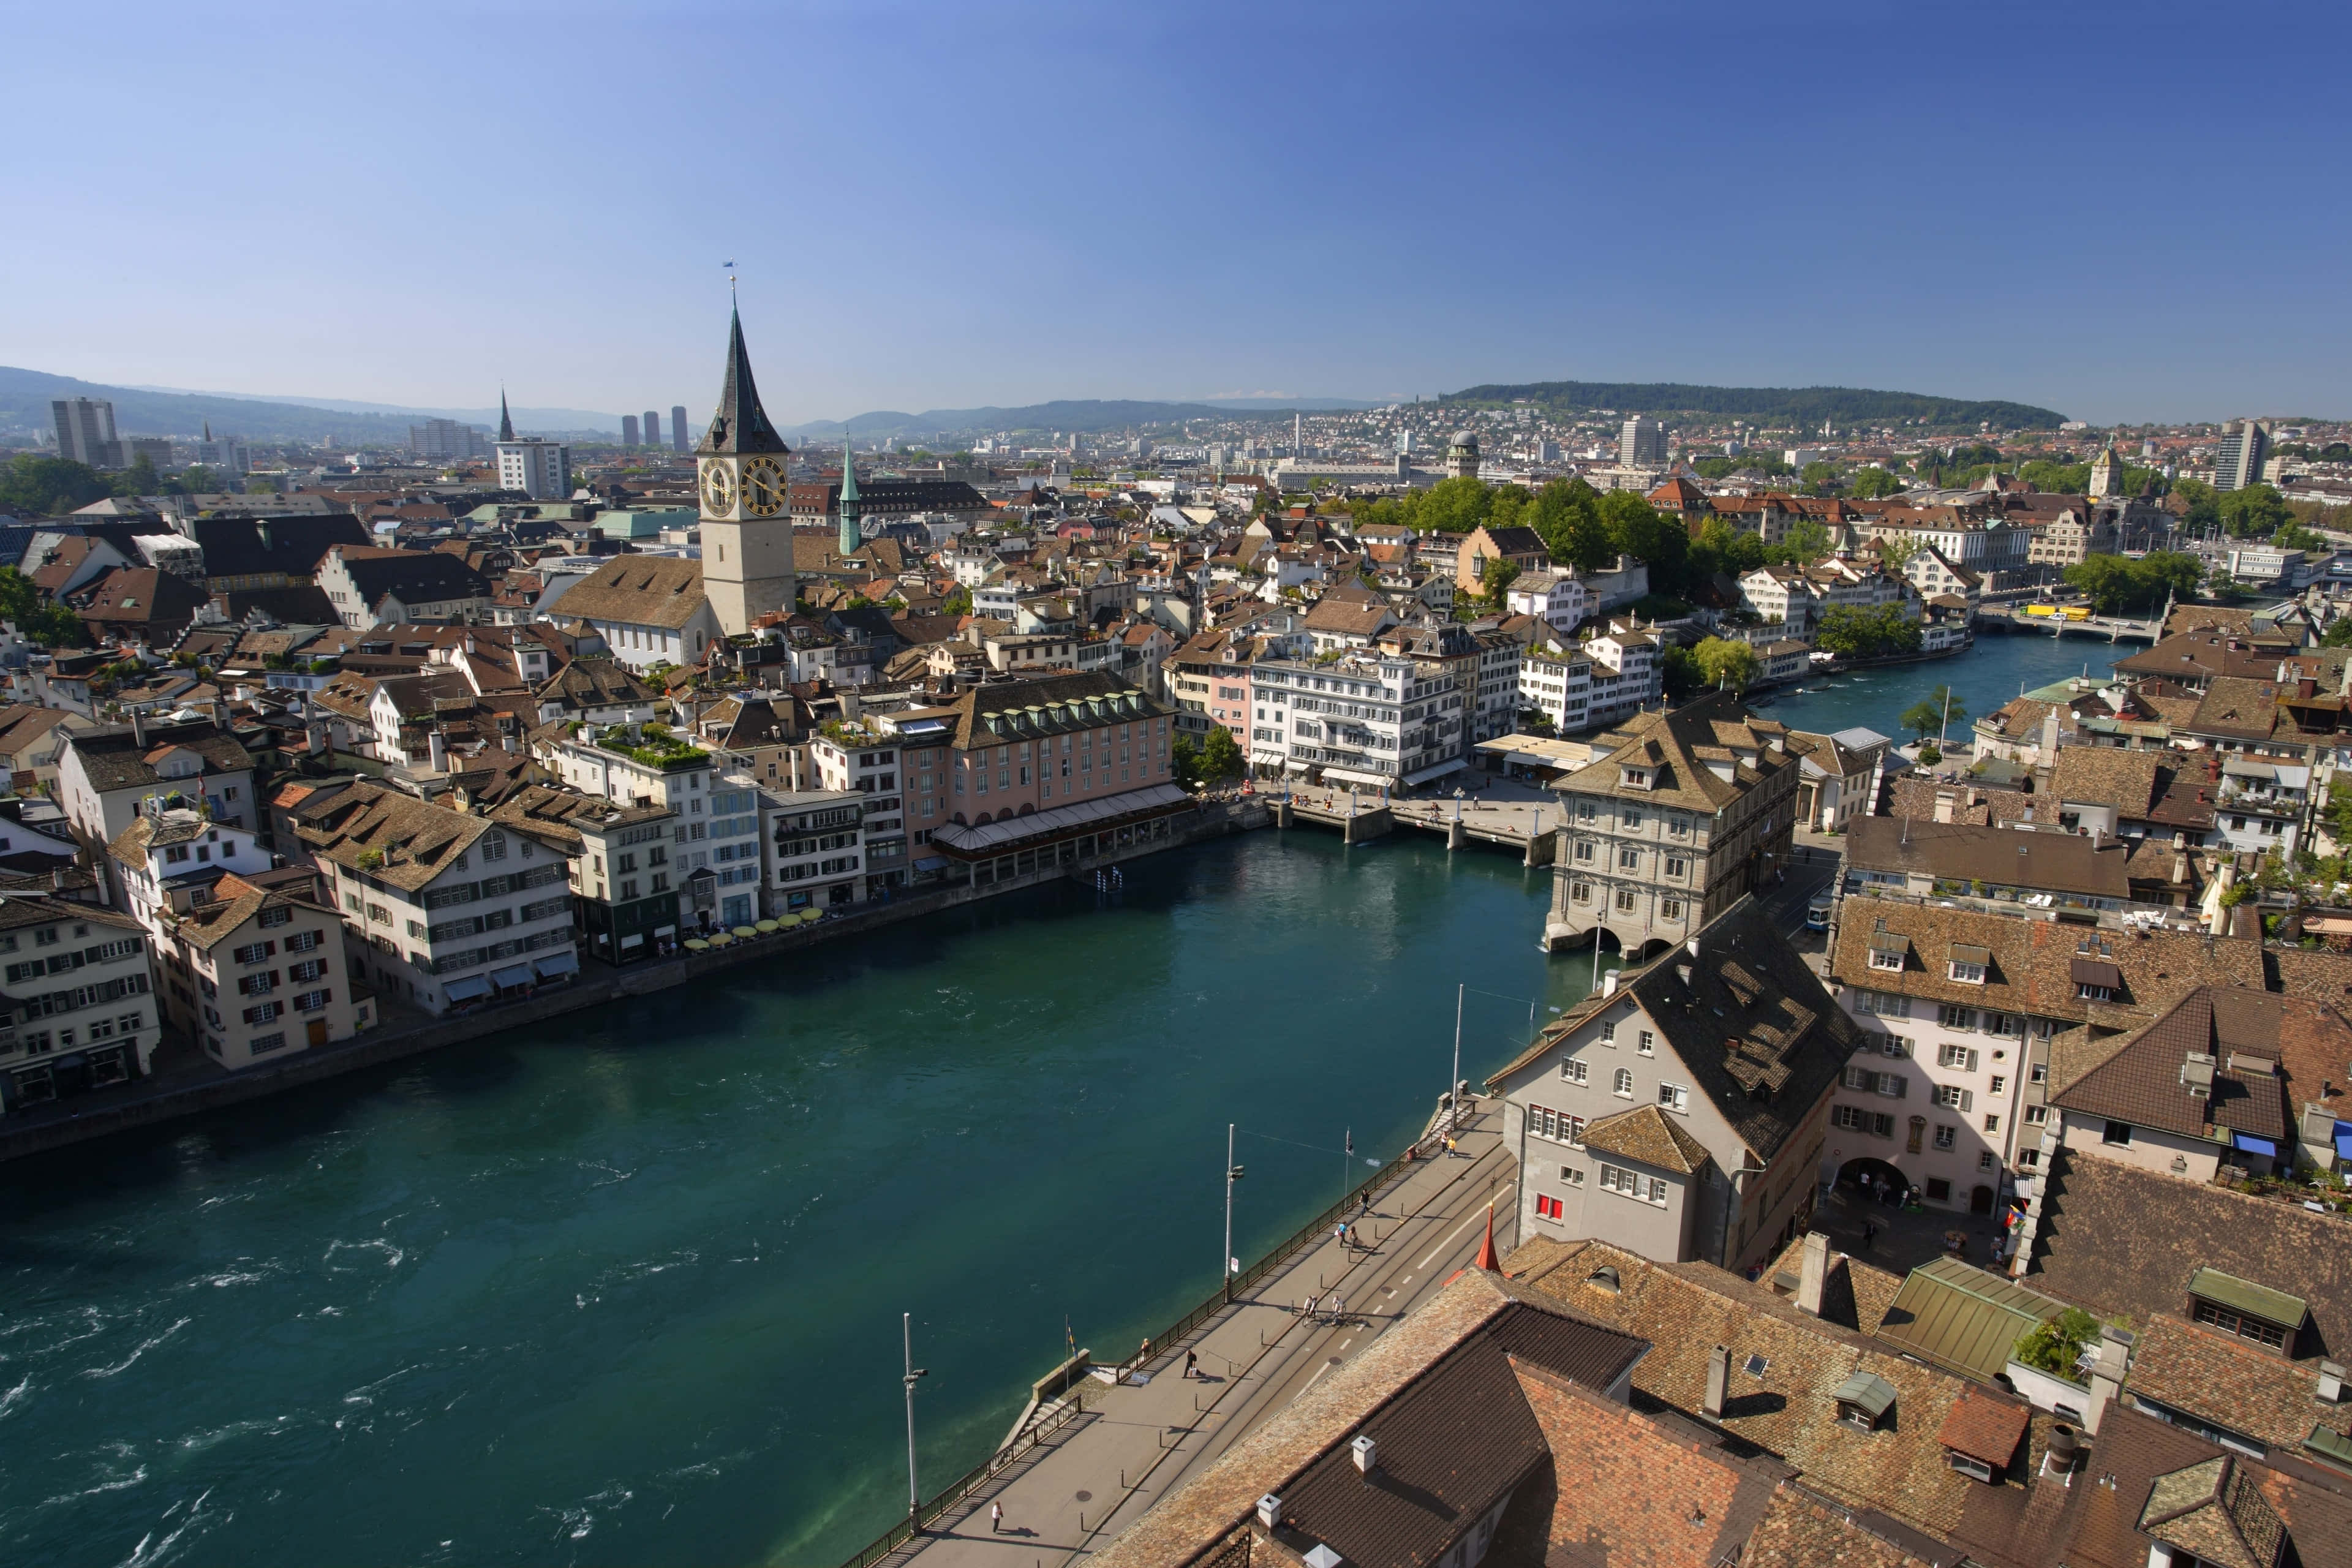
left=930, top=783, right=1192, bottom=856
left=444, top=975, right=491, bottom=1001
left=490, top=965, right=535, bottom=989
left=533, top=951, right=580, bottom=979
left=1403, top=757, right=1469, bottom=786
left=1316, top=767, right=1392, bottom=789
left=2233, top=1132, right=2279, bottom=1158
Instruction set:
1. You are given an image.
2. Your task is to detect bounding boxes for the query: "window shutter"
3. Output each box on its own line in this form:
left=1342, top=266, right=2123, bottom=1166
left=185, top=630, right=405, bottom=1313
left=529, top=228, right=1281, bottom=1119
left=1959, top=1090, right=1973, bottom=1112
left=1966, top=1048, right=1980, bottom=1072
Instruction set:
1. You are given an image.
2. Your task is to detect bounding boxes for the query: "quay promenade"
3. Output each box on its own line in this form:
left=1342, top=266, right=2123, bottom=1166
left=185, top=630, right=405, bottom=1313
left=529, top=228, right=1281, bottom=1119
left=887, top=1101, right=1520, bottom=1568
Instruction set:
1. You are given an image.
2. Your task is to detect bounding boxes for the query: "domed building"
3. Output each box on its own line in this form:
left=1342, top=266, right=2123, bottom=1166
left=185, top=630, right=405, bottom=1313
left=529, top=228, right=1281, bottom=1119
left=1445, top=430, right=1480, bottom=480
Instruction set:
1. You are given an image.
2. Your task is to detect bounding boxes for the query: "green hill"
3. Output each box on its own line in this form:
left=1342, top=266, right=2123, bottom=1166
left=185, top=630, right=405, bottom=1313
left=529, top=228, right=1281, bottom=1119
left=1443, top=379, right=2066, bottom=430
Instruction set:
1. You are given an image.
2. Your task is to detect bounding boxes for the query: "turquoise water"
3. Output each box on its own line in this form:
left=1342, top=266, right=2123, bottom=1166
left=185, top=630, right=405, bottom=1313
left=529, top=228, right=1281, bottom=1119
left=1756, top=628, right=2119, bottom=746
left=0, top=833, right=1595, bottom=1568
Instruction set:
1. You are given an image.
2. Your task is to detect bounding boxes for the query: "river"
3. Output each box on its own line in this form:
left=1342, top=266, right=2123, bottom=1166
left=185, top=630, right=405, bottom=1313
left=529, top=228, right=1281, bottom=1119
left=1752, top=626, right=2119, bottom=747
left=0, top=631, right=2118, bottom=1568
left=0, top=832, right=1596, bottom=1568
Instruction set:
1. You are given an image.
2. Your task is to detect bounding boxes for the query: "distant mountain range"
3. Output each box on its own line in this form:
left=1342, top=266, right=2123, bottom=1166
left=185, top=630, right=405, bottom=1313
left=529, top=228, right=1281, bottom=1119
left=1443, top=379, right=2068, bottom=430
left=0, top=367, right=619, bottom=443
left=781, top=397, right=1380, bottom=441
left=1, top=364, right=2067, bottom=450
left=1, top=368, right=1384, bottom=449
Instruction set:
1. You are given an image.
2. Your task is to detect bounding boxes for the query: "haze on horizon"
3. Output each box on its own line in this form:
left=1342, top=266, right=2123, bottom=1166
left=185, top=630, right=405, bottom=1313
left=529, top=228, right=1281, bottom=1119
left=13, top=0, right=2348, bottom=429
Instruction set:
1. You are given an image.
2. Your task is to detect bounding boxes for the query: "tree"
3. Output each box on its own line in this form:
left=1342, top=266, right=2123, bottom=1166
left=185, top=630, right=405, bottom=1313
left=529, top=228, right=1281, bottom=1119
left=1774, top=518, right=1833, bottom=564
left=940, top=586, right=974, bottom=616
left=1169, top=734, right=1202, bottom=790
left=1897, top=684, right=1965, bottom=742
left=1474, top=559, right=1521, bottom=607
left=2063, top=550, right=2201, bottom=614
left=1199, top=726, right=1242, bottom=782
left=0, top=566, right=86, bottom=646
left=0, top=455, right=108, bottom=516
left=111, top=453, right=163, bottom=499
left=1799, top=461, right=1838, bottom=494
left=1876, top=533, right=1922, bottom=573
left=2322, top=618, right=2352, bottom=649
left=2018, top=459, right=2091, bottom=493
left=1815, top=603, right=1922, bottom=660
left=1415, top=475, right=1496, bottom=535
left=1848, top=466, right=1908, bottom=500
left=2217, top=483, right=2292, bottom=538
left=2013, top=1308, right=2101, bottom=1379
left=1692, top=636, right=1760, bottom=693
left=1528, top=478, right=1614, bottom=572
left=1659, top=643, right=1705, bottom=699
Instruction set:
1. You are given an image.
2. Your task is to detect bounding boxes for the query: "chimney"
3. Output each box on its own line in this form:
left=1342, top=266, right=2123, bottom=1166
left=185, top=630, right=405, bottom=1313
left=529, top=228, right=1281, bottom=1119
left=428, top=729, right=447, bottom=773
left=1796, top=1231, right=1830, bottom=1317
left=1256, top=1494, right=1284, bottom=1530
left=1602, top=970, right=1621, bottom=998
left=1351, top=1434, right=1376, bottom=1474
left=2172, top=832, right=2188, bottom=886
left=132, top=709, right=146, bottom=746
left=1703, top=1345, right=1730, bottom=1420
left=2084, top=1328, right=2132, bottom=1434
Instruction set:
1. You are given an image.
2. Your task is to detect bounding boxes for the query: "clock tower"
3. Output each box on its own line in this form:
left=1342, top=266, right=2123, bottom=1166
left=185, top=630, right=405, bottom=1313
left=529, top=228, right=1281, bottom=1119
left=695, top=305, right=797, bottom=636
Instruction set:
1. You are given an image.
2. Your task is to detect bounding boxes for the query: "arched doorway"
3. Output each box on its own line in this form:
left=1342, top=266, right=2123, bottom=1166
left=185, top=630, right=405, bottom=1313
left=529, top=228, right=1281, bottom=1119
left=1838, top=1156, right=1909, bottom=1202
left=1629, top=937, right=1676, bottom=965
left=1970, top=1184, right=1996, bottom=1216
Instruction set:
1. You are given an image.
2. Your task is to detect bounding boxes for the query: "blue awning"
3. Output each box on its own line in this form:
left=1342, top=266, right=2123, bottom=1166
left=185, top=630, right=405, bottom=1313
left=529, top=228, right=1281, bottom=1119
left=443, top=975, right=491, bottom=1001
left=489, top=964, right=534, bottom=989
left=533, top=951, right=579, bottom=979
left=2233, top=1132, right=2280, bottom=1158
left=2335, top=1126, right=2352, bottom=1161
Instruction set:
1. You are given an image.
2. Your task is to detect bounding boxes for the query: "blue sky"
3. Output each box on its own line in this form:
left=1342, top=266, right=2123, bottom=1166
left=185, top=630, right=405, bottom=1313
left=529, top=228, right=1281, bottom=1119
left=12, top=1, right=2346, bottom=426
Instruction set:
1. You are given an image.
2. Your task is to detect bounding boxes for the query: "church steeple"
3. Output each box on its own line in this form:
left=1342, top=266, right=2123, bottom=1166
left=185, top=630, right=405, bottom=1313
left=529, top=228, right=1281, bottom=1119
left=498, top=390, right=514, bottom=442
left=696, top=305, right=788, bottom=456
left=837, top=435, right=862, bottom=557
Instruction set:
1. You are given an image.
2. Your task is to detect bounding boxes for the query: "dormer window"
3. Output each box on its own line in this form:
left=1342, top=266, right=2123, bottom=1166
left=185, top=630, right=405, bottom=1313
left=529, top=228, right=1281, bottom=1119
left=1946, top=944, right=1990, bottom=984
left=1622, top=767, right=1651, bottom=791
left=1868, top=941, right=1905, bottom=973
left=2187, top=1267, right=2304, bottom=1353
left=1831, top=1371, right=1897, bottom=1432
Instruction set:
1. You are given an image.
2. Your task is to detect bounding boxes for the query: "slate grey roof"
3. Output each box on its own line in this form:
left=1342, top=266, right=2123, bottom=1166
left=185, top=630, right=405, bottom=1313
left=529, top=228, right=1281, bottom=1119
left=693, top=306, right=788, bottom=456
left=63, top=722, right=254, bottom=794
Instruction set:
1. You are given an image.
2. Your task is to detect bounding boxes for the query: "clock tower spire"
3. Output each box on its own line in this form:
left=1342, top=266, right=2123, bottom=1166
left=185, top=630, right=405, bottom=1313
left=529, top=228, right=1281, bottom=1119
left=695, top=304, right=796, bottom=636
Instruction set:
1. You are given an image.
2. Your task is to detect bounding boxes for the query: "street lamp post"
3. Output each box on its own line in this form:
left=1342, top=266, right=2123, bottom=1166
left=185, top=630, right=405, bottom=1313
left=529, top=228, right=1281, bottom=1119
left=902, top=1313, right=928, bottom=1526
left=1223, top=1123, right=1245, bottom=1303
left=1449, top=982, right=1464, bottom=1137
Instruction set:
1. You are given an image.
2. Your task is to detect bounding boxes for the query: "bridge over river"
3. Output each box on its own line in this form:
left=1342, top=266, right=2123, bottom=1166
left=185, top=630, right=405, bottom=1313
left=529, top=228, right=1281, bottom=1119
left=1975, top=605, right=2164, bottom=643
left=1273, top=786, right=1559, bottom=865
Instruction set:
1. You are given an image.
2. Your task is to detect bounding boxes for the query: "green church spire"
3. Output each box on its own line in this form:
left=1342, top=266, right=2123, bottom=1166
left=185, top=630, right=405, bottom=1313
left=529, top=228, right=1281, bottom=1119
left=837, top=434, right=862, bottom=557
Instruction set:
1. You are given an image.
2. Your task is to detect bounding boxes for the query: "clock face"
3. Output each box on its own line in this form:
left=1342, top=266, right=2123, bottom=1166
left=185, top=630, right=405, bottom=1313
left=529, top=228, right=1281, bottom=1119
left=742, top=456, right=785, bottom=517
left=701, top=462, right=736, bottom=516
